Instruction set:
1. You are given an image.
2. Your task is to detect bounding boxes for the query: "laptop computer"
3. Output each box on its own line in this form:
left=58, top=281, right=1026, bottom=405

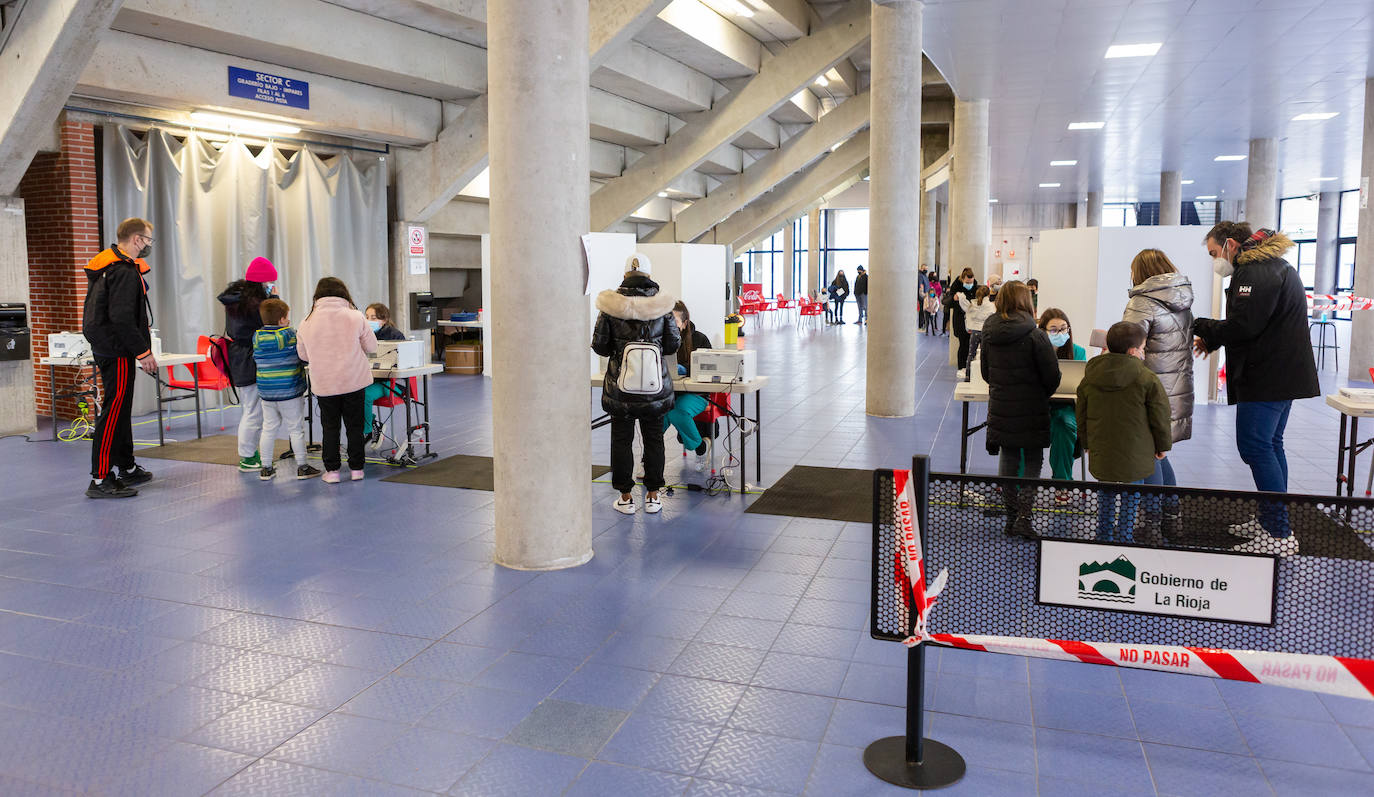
left=1055, top=359, right=1088, bottom=395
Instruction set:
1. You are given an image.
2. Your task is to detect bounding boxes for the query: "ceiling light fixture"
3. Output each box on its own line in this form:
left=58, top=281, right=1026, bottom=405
left=1292, top=112, right=1338, bottom=121
left=814, top=75, right=829, bottom=87
left=1181, top=179, right=1194, bottom=185
left=1050, top=160, right=1078, bottom=166
left=988, top=199, right=999, bottom=203
left=830, top=142, right=842, bottom=152
left=1068, top=121, right=1105, bottom=130
left=1196, top=195, right=1218, bottom=200
left=1105, top=42, right=1162, bottom=58
left=1214, top=155, right=1246, bottom=161
left=1039, top=183, right=1061, bottom=188
left=657, top=191, right=669, bottom=198
left=1314, top=176, right=1338, bottom=182
left=190, top=111, right=300, bottom=136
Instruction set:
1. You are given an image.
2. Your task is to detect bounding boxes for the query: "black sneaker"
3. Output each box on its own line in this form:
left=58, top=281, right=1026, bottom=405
left=296, top=464, right=322, bottom=480
left=117, top=465, right=153, bottom=485
left=259, top=466, right=276, bottom=481
left=86, top=477, right=137, bottom=499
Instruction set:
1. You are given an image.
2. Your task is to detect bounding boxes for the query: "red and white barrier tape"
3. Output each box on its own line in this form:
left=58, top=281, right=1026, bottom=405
left=888, top=468, right=1374, bottom=702
left=1307, top=293, right=1374, bottom=311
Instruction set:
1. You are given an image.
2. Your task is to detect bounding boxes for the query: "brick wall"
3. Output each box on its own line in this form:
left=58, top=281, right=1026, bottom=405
left=18, top=119, right=100, bottom=420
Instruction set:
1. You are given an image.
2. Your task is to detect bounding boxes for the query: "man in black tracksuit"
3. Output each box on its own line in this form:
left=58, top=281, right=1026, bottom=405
left=82, top=217, right=158, bottom=498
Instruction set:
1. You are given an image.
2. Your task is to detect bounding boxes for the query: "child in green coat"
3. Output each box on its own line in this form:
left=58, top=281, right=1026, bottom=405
left=1076, top=322, right=1172, bottom=542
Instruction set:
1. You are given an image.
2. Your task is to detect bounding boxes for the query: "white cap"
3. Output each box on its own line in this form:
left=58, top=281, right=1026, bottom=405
left=626, top=253, right=652, bottom=274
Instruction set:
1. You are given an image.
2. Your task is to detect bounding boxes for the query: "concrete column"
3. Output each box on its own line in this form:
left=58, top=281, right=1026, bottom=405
left=865, top=0, right=922, bottom=417
left=489, top=0, right=593, bottom=570
left=919, top=187, right=936, bottom=271
left=949, top=98, right=990, bottom=281
left=782, top=221, right=795, bottom=299
left=1314, top=190, right=1340, bottom=299
left=0, top=197, right=35, bottom=436
left=806, top=207, right=821, bottom=295
left=1086, top=191, right=1103, bottom=227
left=1160, top=171, right=1182, bottom=225
left=1245, top=138, right=1279, bottom=230
left=1350, top=79, right=1374, bottom=381
left=936, top=201, right=950, bottom=277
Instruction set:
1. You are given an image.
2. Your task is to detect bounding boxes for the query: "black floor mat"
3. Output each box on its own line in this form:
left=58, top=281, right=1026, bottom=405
left=744, top=465, right=873, bottom=523
left=381, top=454, right=612, bottom=491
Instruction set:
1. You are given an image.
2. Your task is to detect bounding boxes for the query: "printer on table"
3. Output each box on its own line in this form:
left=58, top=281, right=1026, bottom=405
left=689, top=349, right=756, bottom=383
left=370, top=339, right=424, bottom=371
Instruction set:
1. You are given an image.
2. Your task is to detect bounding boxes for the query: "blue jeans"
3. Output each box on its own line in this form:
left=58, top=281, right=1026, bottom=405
left=856, top=294, right=868, bottom=322
left=1235, top=400, right=1293, bottom=537
left=1097, top=480, right=1145, bottom=543
left=1141, top=456, right=1181, bottom=518
left=663, top=393, right=709, bottom=453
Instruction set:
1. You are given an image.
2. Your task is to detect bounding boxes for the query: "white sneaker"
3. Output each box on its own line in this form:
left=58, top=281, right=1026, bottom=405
left=613, top=496, right=636, bottom=515
left=644, top=495, right=662, bottom=514
left=1227, top=517, right=1266, bottom=540
left=1229, top=534, right=1299, bottom=557
left=694, top=439, right=712, bottom=472
left=956, top=369, right=967, bottom=379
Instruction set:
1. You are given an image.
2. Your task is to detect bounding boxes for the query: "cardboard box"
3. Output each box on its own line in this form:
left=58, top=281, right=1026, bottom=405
left=444, top=343, right=482, bottom=375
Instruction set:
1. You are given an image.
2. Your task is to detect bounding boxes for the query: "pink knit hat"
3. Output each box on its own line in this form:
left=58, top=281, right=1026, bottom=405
left=245, top=257, right=277, bottom=283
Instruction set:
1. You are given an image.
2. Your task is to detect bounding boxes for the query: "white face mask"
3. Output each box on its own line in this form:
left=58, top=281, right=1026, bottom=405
left=1212, top=242, right=1234, bottom=278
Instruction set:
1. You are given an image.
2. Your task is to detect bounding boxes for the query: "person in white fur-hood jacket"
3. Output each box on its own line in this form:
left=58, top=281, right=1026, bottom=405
left=592, top=255, right=681, bottom=516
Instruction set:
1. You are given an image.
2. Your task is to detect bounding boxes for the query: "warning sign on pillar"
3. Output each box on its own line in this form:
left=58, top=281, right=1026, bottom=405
left=408, top=226, right=427, bottom=256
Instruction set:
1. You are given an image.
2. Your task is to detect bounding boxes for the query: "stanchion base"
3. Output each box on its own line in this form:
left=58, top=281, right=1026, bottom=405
left=863, top=737, right=965, bottom=790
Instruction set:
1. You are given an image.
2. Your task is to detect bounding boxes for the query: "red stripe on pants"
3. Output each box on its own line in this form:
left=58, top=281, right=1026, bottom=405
left=98, top=361, right=127, bottom=478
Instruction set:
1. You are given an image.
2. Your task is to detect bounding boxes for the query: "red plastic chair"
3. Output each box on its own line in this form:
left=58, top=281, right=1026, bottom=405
left=688, top=392, right=732, bottom=475
left=797, top=298, right=824, bottom=331
left=372, top=376, right=422, bottom=457
left=166, top=335, right=233, bottom=430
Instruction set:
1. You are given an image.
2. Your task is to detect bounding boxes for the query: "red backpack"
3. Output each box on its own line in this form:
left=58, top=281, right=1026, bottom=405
left=206, top=334, right=239, bottom=404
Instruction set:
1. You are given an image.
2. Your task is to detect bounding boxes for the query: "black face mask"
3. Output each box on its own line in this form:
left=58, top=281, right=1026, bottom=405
left=137, top=243, right=153, bottom=259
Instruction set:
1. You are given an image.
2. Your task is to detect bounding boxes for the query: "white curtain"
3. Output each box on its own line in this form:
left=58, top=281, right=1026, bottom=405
left=101, top=125, right=387, bottom=413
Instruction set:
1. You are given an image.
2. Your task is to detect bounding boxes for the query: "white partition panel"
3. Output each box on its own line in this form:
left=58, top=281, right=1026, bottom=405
left=637, top=243, right=729, bottom=349
left=1032, top=226, right=1214, bottom=405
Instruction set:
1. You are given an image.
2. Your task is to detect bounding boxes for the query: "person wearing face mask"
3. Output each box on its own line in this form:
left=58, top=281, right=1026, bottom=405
left=944, top=267, right=979, bottom=375
left=1076, top=322, right=1172, bottom=543
left=1036, top=308, right=1086, bottom=496
left=362, top=303, right=406, bottom=445
left=1121, top=249, right=1193, bottom=540
left=1193, top=222, right=1317, bottom=554
left=218, top=257, right=280, bottom=472
left=82, top=217, right=158, bottom=498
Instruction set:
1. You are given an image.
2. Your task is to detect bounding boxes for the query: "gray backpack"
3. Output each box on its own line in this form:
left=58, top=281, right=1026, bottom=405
left=617, top=322, right=663, bottom=395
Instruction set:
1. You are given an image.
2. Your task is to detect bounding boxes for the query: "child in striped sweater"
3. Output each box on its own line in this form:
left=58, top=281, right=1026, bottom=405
left=253, top=298, right=321, bottom=481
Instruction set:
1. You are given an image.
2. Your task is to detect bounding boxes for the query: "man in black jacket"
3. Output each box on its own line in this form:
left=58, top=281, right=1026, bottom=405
left=82, top=217, right=158, bottom=499
left=1193, top=223, right=1318, bottom=555
left=853, top=266, right=869, bottom=325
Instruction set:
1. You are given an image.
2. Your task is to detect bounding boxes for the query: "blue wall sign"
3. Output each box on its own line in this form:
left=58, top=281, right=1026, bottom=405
left=227, top=66, right=310, bottom=110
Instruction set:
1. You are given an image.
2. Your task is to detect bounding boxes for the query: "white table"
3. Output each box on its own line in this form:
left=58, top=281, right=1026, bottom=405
left=591, top=374, right=770, bottom=493
left=1325, top=393, right=1374, bottom=497
left=368, top=363, right=444, bottom=465
left=435, top=319, right=483, bottom=364
left=954, top=381, right=1081, bottom=477
left=40, top=353, right=207, bottom=445
left=39, top=355, right=98, bottom=441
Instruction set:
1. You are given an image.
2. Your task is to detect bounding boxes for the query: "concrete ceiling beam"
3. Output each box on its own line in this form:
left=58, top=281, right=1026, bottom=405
left=771, top=87, right=820, bottom=124
left=648, top=91, right=867, bottom=244
left=592, top=40, right=716, bottom=114
left=639, top=0, right=762, bottom=79
left=733, top=117, right=781, bottom=150
left=0, top=0, right=122, bottom=195
left=321, top=0, right=487, bottom=47
left=399, top=0, right=668, bottom=222
left=114, top=0, right=487, bottom=100
left=76, top=31, right=444, bottom=146
left=721, top=131, right=870, bottom=252
left=590, top=139, right=628, bottom=179
left=591, top=0, right=870, bottom=231
left=427, top=197, right=490, bottom=237
left=739, top=0, right=810, bottom=41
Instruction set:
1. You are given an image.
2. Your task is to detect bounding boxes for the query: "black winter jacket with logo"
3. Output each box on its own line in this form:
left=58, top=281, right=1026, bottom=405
left=592, top=274, right=681, bottom=418
left=82, top=246, right=153, bottom=360
left=1193, top=232, right=1319, bottom=405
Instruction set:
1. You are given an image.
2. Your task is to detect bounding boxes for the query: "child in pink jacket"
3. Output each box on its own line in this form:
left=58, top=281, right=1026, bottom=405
left=296, top=277, right=377, bottom=483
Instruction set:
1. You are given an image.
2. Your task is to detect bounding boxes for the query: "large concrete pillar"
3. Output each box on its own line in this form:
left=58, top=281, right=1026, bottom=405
left=865, top=0, right=922, bottom=417
left=489, top=0, right=593, bottom=570
left=1086, top=191, right=1103, bottom=227
left=1314, top=190, right=1340, bottom=299
left=1350, top=79, right=1374, bottom=380
left=1245, top=138, right=1279, bottom=230
left=806, top=207, right=821, bottom=295
left=782, top=221, right=795, bottom=299
left=1160, top=171, right=1182, bottom=225
left=0, top=197, right=34, bottom=436
left=949, top=98, right=990, bottom=281
left=919, top=187, right=936, bottom=270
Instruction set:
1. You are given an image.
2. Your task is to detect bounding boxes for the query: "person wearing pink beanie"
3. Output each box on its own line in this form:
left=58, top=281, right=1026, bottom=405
left=218, top=257, right=280, bottom=471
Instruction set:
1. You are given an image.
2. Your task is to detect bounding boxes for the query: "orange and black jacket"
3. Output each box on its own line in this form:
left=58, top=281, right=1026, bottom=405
left=82, top=245, right=153, bottom=359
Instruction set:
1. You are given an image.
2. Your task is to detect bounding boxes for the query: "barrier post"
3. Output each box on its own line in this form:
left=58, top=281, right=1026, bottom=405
left=864, top=456, right=965, bottom=789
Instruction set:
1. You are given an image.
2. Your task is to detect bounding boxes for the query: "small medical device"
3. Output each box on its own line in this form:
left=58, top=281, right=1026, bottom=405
left=690, top=349, right=757, bottom=383
left=370, top=339, right=425, bottom=370
left=47, top=331, right=90, bottom=359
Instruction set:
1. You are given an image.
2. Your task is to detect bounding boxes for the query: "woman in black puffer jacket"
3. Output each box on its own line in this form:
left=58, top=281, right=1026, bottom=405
left=980, top=281, right=1061, bottom=538
left=592, top=260, right=681, bottom=516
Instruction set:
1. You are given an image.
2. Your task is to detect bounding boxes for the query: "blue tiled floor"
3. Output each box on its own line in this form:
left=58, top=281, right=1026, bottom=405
left=0, top=321, right=1370, bottom=795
